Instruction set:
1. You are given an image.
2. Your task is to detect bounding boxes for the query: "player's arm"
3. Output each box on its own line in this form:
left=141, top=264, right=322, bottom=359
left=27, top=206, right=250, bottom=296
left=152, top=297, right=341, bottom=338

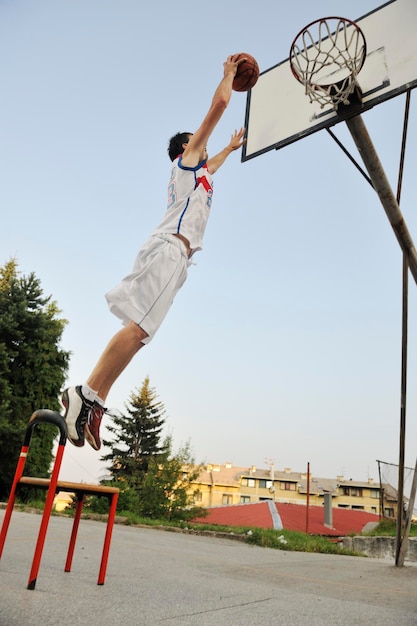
left=207, top=128, right=246, bottom=174
left=181, top=55, right=242, bottom=168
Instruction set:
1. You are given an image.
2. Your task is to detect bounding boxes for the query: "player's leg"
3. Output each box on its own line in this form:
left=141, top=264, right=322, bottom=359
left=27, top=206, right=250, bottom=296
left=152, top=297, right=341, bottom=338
left=63, top=234, right=189, bottom=450
left=87, top=321, right=148, bottom=402
left=62, top=322, right=147, bottom=450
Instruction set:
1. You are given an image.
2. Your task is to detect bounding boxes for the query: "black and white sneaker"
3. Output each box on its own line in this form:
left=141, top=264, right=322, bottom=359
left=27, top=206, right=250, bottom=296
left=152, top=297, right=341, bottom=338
left=62, top=386, right=92, bottom=447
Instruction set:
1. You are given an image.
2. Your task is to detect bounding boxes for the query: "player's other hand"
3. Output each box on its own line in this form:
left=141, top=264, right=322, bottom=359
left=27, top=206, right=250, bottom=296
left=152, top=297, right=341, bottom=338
left=228, top=127, right=246, bottom=151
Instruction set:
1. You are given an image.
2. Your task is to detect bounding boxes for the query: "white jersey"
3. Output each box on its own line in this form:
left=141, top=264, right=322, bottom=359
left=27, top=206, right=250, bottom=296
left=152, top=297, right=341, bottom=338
left=152, top=156, right=213, bottom=253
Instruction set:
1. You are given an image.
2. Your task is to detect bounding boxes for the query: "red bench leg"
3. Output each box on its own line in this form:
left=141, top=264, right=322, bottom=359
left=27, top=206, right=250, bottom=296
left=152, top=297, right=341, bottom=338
left=65, top=494, right=84, bottom=573
left=97, top=492, right=119, bottom=585
left=27, top=443, right=65, bottom=590
left=0, top=445, right=29, bottom=559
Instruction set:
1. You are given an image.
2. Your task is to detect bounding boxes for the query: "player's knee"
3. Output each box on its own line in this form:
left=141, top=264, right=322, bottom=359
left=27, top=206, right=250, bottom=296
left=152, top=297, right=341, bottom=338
left=127, top=320, right=149, bottom=346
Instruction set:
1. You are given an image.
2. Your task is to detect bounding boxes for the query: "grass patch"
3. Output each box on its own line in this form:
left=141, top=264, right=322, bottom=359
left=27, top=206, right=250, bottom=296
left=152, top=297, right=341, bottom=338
left=362, top=519, right=417, bottom=537
left=244, top=528, right=361, bottom=555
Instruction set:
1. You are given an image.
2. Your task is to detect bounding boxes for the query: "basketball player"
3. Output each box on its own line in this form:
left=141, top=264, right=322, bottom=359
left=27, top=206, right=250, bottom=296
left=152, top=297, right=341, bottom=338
left=62, top=54, right=246, bottom=450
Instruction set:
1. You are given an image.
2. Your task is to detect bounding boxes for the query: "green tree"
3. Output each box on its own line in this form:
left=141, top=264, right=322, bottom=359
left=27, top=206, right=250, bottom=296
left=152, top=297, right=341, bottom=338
left=101, top=376, right=168, bottom=486
left=138, top=435, right=202, bottom=520
left=98, top=377, right=202, bottom=519
left=0, top=259, right=70, bottom=498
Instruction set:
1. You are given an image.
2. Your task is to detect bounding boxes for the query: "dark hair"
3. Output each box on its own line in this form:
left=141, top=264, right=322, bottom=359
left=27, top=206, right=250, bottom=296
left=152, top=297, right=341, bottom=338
left=168, top=132, right=191, bottom=161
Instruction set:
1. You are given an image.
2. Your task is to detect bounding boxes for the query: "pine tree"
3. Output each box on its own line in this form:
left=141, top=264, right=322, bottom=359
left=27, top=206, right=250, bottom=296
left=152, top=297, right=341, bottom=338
left=101, top=376, right=168, bottom=487
left=99, top=377, right=202, bottom=520
left=0, top=259, right=70, bottom=498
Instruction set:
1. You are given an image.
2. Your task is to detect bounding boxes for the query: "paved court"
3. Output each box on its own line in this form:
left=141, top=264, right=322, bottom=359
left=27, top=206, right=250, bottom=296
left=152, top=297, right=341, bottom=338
left=0, top=510, right=416, bottom=625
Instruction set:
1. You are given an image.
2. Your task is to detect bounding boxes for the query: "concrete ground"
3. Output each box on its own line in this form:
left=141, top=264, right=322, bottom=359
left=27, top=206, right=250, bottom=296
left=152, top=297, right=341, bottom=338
left=1, top=510, right=417, bottom=626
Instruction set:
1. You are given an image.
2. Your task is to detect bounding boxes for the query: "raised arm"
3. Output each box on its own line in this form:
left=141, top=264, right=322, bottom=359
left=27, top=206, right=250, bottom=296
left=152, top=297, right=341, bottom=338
left=181, top=55, right=242, bottom=168
left=207, top=128, right=246, bottom=174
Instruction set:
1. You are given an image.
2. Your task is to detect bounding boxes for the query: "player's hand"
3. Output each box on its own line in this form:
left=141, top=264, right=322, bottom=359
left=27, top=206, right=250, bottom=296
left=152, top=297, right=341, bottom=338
left=228, top=127, right=246, bottom=151
left=223, top=54, right=244, bottom=78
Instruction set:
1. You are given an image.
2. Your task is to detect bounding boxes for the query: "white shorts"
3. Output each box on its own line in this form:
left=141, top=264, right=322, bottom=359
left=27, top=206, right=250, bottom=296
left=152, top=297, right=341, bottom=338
left=105, top=234, right=189, bottom=344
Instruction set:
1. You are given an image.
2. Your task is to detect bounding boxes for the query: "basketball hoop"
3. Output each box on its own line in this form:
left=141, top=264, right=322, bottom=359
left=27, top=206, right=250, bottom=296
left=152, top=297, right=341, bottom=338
left=289, top=17, right=367, bottom=109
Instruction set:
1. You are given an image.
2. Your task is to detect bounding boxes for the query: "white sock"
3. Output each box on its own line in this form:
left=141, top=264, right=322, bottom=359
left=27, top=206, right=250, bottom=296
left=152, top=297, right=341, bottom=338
left=82, top=384, right=105, bottom=406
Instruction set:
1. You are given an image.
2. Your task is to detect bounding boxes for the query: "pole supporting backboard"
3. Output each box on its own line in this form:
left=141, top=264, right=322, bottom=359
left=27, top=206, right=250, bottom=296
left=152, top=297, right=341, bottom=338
left=346, top=116, right=417, bottom=283
left=344, top=113, right=417, bottom=285
left=396, top=458, right=417, bottom=565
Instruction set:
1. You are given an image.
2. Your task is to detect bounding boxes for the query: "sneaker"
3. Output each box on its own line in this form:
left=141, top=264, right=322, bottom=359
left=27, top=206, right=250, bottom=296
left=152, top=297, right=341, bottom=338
left=85, top=402, right=106, bottom=451
left=62, top=386, right=107, bottom=450
left=62, top=386, right=91, bottom=447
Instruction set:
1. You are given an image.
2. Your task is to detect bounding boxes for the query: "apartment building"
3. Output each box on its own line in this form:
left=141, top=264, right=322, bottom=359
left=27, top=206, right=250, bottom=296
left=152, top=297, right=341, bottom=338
left=190, top=463, right=398, bottom=518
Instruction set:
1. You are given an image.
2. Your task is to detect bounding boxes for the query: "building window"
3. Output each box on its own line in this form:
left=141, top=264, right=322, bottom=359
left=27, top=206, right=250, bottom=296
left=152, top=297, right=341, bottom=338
left=194, top=491, right=202, bottom=502
left=370, top=489, right=379, bottom=499
left=280, top=481, right=296, bottom=491
left=259, top=479, right=273, bottom=489
left=241, top=478, right=256, bottom=488
left=240, top=496, right=250, bottom=503
left=341, top=486, right=363, bottom=497
left=222, top=494, right=233, bottom=505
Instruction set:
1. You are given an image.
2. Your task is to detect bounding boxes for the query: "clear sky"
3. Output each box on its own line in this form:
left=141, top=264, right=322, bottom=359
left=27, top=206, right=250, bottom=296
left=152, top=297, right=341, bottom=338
left=1, top=0, right=417, bottom=486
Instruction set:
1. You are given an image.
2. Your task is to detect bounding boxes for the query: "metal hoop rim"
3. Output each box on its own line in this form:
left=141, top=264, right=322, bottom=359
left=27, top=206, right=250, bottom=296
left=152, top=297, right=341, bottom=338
left=289, top=16, right=367, bottom=88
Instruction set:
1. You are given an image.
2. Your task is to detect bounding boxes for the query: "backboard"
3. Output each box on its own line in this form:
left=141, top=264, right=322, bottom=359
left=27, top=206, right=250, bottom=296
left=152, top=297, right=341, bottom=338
left=242, top=0, right=417, bottom=162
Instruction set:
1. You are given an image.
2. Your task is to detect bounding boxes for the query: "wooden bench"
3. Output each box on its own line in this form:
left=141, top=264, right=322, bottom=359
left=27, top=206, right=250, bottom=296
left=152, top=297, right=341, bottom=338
left=0, top=410, right=119, bottom=589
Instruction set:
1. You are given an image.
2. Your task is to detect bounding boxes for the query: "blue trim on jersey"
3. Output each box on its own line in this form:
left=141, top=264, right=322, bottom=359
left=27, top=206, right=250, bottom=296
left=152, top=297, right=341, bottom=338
left=177, top=197, right=191, bottom=233
left=177, top=165, right=202, bottom=233
left=178, top=156, right=207, bottom=172
left=166, top=156, right=211, bottom=241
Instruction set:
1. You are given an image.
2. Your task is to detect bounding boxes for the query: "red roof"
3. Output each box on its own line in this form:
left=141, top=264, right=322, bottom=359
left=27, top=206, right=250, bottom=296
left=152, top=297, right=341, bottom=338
left=192, top=502, right=379, bottom=536
left=194, top=501, right=273, bottom=529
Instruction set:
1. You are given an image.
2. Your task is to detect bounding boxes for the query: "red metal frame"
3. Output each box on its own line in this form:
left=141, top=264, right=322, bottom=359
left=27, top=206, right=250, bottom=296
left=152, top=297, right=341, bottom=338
left=0, top=409, right=119, bottom=589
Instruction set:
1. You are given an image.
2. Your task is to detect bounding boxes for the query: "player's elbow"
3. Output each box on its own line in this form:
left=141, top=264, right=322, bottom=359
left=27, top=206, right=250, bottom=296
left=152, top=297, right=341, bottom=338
left=212, top=95, right=229, bottom=113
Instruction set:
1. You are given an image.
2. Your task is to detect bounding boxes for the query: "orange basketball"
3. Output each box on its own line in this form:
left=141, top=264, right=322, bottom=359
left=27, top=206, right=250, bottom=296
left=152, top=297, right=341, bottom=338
left=232, top=53, right=259, bottom=92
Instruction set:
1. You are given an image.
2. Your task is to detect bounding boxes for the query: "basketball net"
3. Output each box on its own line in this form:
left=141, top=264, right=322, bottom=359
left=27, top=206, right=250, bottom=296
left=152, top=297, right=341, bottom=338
left=290, top=17, right=367, bottom=109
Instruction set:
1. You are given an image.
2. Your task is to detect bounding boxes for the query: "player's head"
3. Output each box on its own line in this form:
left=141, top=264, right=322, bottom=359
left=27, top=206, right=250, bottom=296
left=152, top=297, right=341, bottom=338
left=168, top=132, right=192, bottom=161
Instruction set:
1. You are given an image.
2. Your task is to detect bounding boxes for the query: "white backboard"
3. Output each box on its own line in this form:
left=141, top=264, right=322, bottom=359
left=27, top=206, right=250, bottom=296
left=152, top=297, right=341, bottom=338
left=242, top=0, right=417, bottom=161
